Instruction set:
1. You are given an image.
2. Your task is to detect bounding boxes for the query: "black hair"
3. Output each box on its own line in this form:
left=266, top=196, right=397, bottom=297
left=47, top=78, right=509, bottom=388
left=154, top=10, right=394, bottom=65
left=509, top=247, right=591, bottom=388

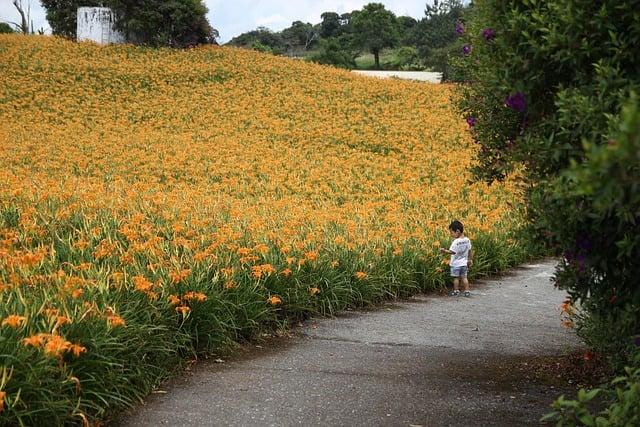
left=448, top=220, right=464, bottom=233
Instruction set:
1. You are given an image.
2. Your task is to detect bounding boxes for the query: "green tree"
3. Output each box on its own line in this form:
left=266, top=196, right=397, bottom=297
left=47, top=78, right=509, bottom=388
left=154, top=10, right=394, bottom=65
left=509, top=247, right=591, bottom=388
left=40, top=0, right=100, bottom=38
left=351, top=3, right=399, bottom=69
left=228, top=27, right=285, bottom=53
left=281, top=21, right=318, bottom=53
left=320, top=12, right=341, bottom=38
left=41, top=0, right=218, bottom=46
left=396, top=15, right=417, bottom=45
left=0, top=22, right=15, bottom=33
left=108, top=0, right=215, bottom=47
left=307, top=37, right=357, bottom=69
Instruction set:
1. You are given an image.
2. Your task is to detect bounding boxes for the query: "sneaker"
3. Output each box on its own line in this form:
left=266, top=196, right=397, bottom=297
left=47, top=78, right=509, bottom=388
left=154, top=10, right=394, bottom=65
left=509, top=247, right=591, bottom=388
left=449, top=290, right=460, bottom=297
left=463, top=291, right=471, bottom=298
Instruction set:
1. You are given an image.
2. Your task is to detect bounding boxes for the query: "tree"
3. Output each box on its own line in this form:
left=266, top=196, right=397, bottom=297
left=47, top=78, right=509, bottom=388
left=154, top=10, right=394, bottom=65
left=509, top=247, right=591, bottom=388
left=41, top=0, right=218, bottom=46
left=228, top=27, right=285, bottom=53
left=351, top=3, right=398, bottom=69
left=320, top=12, right=341, bottom=38
left=307, top=37, right=357, bottom=69
left=40, top=0, right=100, bottom=38
left=0, top=22, right=15, bottom=33
left=396, top=15, right=417, bottom=45
left=10, top=0, right=34, bottom=34
left=108, top=0, right=215, bottom=47
left=408, top=0, right=465, bottom=77
left=281, top=21, right=318, bottom=54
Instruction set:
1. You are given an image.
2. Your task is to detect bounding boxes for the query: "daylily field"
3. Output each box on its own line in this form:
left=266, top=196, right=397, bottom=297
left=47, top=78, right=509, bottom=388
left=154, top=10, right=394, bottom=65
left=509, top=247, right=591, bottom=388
left=0, top=34, right=529, bottom=424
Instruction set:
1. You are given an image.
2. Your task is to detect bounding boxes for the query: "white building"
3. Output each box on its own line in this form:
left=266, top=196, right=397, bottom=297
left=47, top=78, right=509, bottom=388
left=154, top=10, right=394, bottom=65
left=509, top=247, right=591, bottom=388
left=77, top=7, right=124, bottom=45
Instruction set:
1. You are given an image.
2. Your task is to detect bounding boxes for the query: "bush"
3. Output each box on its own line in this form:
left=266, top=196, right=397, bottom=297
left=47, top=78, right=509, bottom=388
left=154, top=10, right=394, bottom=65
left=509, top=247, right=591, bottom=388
left=454, top=0, right=640, bottom=365
left=307, top=38, right=357, bottom=69
left=542, top=355, right=640, bottom=426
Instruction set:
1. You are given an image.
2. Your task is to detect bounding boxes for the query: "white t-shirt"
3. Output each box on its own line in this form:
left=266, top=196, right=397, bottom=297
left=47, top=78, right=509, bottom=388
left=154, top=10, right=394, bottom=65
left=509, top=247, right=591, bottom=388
left=450, top=237, right=472, bottom=267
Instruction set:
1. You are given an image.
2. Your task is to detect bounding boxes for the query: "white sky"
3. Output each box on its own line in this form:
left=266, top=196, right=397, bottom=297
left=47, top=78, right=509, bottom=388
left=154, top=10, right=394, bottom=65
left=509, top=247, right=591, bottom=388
left=0, top=0, right=429, bottom=43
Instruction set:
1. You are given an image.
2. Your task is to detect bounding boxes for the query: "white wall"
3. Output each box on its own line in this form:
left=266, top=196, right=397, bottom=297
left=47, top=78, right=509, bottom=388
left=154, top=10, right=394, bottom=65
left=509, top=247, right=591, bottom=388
left=77, top=7, right=124, bottom=45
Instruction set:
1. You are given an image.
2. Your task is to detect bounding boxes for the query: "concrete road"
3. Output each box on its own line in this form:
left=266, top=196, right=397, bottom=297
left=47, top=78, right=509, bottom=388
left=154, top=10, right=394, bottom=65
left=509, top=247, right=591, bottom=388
left=123, top=260, right=582, bottom=427
left=352, top=70, right=442, bottom=83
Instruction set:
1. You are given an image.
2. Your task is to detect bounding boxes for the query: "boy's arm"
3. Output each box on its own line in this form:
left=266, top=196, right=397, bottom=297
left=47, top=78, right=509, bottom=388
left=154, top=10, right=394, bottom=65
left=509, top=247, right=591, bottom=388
left=468, top=248, right=473, bottom=266
left=439, top=247, right=454, bottom=254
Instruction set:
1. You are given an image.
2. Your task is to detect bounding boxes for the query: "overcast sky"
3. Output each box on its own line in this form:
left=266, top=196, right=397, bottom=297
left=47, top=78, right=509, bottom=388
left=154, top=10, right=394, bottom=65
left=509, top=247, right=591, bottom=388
left=0, top=1, right=429, bottom=43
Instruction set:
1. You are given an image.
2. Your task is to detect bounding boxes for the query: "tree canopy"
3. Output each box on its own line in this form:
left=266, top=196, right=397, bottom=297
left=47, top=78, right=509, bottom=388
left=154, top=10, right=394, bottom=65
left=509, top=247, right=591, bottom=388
left=40, top=0, right=218, bottom=46
left=351, top=3, right=399, bottom=69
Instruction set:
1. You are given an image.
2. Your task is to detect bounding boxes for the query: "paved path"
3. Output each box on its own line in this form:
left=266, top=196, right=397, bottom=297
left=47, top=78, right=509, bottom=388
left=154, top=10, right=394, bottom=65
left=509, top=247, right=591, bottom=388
left=123, top=260, right=582, bottom=427
left=352, top=70, right=442, bottom=83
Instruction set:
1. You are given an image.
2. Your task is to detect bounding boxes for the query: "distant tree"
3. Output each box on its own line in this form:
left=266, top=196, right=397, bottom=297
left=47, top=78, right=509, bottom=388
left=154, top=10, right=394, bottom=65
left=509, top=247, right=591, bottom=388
left=281, top=20, right=318, bottom=53
left=320, top=12, right=341, bottom=38
left=41, top=0, right=218, bottom=46
left=0, top=22, right=16, bottom=33
left=351, top=3, right=399, bottom=69
left=10, top=0, right=35, bottom=34
left=40, top=0, right=100, bottom=38
left=307, top=37, right=357, bottom=69
left=396, top=15, right=417, bottom=45
left=108, top=0, right=216, bottom=47
left=416, top=0, right=464, bottom=54
left=228, top=27, right=285, bottom=53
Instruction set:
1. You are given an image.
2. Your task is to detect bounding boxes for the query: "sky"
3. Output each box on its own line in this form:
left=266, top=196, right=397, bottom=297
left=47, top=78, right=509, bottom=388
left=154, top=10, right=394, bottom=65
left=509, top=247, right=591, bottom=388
left=0, top=0, right=429, bottom=43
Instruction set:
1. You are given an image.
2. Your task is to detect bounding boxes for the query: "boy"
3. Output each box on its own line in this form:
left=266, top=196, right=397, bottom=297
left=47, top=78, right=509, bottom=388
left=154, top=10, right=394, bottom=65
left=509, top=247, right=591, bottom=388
left=439, top=220, right=473, bottom=297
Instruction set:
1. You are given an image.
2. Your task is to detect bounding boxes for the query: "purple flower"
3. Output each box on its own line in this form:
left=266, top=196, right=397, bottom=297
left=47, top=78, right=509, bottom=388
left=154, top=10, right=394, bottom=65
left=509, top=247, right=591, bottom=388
left=466, top=116, right=477, bottom=127
left=481, top=28, right=496, bottom=41
left=504, top=92, right=526, bottom=112
left=576, top=234, right=593, bottom=252
left=455, top=21, right=464, bottom=35
left=462, top=44, right=472, bottom=55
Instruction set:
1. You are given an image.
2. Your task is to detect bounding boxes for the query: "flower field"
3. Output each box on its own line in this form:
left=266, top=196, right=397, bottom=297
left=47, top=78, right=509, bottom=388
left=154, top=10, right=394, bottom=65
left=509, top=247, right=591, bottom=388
left=0, top=34, right=530, bottom=424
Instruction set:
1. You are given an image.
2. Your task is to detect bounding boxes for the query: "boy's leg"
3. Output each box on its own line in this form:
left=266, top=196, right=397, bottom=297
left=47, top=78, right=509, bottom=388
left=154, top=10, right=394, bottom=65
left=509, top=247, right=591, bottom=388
left=453, top=277, right=460, bottom=291
left=462, top=277, right=470, bottom=292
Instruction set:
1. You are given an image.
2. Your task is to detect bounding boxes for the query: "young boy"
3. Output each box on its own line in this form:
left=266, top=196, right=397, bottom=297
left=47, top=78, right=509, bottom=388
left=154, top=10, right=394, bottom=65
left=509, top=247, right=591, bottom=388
left=439, top=220, right=473, bottom=297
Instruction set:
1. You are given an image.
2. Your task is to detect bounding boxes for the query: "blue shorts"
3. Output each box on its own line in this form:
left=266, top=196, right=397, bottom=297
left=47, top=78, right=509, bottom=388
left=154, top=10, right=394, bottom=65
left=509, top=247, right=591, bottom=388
left=450, top=266, right=468, bottom=278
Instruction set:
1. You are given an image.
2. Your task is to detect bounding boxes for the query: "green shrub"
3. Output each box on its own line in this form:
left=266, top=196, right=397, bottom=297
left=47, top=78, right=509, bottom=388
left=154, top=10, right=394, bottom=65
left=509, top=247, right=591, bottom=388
left=454, top=0, right=640, bottom=365
left=542, top=356, right=640, bottom=426
left=307, top=38, right=357, bottom=69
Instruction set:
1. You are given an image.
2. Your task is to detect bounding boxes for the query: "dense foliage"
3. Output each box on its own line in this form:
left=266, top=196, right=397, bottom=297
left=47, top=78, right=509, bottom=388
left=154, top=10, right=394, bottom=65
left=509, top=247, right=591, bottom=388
left=40, top=0, right=217, bottom=46
left=454, top=0, right=639, bottom=422
left=228, top=1, right=466, bottom=72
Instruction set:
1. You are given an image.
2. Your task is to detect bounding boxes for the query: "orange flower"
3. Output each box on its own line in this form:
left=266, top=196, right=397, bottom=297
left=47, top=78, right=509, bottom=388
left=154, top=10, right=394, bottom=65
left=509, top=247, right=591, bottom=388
left=1, top=315, right=26, bottom=329
left=107, top=315, right=126, bottom=327
left=309, top=287, right=320, bottom=295
left=304, top=251, right=318, bottom=261
left=0, top=390, right=6, bottom=413
left=331, top=260, right=339, bottom=268
left=175, top=305, right=191, bottom=315
left=183, top=291, right=207, bottom=302
left=268, top=295, right=282, bottom=305
left=133, top=275, right=153, bottom=292
left=44, top=335, right=72, bottom=357
left=223, top=280, right=236, bottom=290
left=169, top=269, right=191, bottom=284
left=280, top=268, right=292, bottom=277
left=355, top=271, right=368, bottom=280
left=168, top=294, right=181, bottom=305
left=251, top=265, right=263, bottom=279
left=69, top=344, right=87, bottom=357
left=22, top=333, right=50, bottom=348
